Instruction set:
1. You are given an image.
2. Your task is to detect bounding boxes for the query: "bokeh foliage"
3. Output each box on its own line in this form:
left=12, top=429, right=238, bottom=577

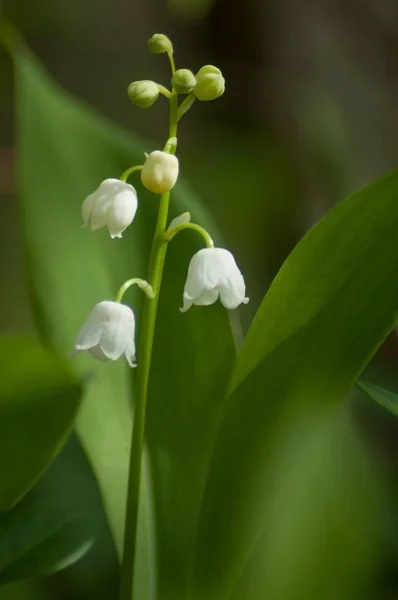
left=1, top=12, right=398, bottom=600
left=0, top=336, right=94, bottom=586
left=3, top=25, right=236, bottom=599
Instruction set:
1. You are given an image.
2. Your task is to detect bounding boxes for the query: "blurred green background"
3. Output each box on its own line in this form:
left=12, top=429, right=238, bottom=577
left=1, top=0, right=398, bottom=598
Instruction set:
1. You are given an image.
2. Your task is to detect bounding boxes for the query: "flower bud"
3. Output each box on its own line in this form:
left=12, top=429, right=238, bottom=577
left=127, top=80, right=159, bottom=108
left=148, top=33, right=173, bottom=55
left=194, top=65, right=225, bottom=101
left=172, top=69, right=196, bottom=94
left=141, top=151, right=179, bottom=194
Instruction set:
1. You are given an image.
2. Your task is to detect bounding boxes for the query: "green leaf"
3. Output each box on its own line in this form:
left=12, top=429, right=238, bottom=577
left=0, top=495, right=94, bottom=584
left=191, top=171, right=398, bottom=598
left=357, top=379, right=398, bottom=416
left=228, top=406, right=381, bottom=600
left=3, top=24, right=236, bottom=597
left=0, top=337, right=81, bottom=511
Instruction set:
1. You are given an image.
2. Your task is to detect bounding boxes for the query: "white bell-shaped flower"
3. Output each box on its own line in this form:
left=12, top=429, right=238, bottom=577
left=72, top=301, right=136, bottom=367
left=82, top=179, right=138, bottom=239
left=181, top=248, right=249, bottom=312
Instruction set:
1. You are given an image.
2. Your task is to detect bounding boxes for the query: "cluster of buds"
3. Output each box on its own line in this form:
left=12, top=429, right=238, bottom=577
left=127, top=33, right=225, bottom=109
left=72, top=34, right=247, bottom=367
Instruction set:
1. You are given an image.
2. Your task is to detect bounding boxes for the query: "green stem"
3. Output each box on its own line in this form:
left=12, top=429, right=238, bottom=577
left=157, top=84, right=172, bottom=98
left=164, top=222, right=214, bottom=248
left=167, top=50, right=176, bottom=75
left=168, top=94, right=178, bottom=142
left=163, top=135, right=178, bottom=154
left=177, top=92, right=196, bottom=121
left=115, top=278, right=154, bottom=303
left=120, top=165, right=143, bottom=183
left=118, top=92, right=179, bottom=600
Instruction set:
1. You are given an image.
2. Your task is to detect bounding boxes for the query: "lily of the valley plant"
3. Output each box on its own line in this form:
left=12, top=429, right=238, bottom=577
left=72, top=33, right=248, bottom=600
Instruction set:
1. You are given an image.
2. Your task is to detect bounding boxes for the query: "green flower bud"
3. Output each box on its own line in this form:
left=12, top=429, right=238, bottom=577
left=194, top=65, right=225, bottom=101
left=172, top=69, right=197, bottom=94
left=127, top=80, right=159, bottom=108
left=148, top=33, right=173, bottom=55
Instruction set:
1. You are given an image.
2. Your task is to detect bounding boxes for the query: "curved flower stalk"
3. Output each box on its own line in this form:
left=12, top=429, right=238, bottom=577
left=71, top=32, right=247, bottom=600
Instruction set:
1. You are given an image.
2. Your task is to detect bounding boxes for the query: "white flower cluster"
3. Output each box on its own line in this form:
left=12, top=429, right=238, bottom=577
left=73, top=34, right=247, bottom=368
left=73, top=244, right=248, bottom=367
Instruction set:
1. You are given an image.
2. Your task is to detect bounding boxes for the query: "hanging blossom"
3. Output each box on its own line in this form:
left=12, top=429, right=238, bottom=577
left=73, top=33, right=247, bottom=374
left=82, top=179, right=138, bottom=239
left=70, top=33, right=250, bottom=600
left=181, top=247, right=249, bottom=312
left=72, top=301, right=136, bottom=367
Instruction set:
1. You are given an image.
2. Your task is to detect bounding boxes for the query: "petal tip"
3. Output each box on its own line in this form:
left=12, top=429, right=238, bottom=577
left=125, top=353, right=137, bottom=368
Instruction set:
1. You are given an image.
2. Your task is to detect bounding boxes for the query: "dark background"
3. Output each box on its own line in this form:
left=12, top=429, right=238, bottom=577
left=1, top=0, right=398, bottom=598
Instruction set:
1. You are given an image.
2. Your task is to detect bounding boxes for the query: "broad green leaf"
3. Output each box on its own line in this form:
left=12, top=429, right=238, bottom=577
left=0, top=495, right=94, bottom=584
left=357, top=379, right=398, bottom=416
left=3, top=24, right=236, bottom=598
left=191, top=171, right=398, bottom=598
left=0, top=337, right=81, bottom=510
left=227, top=406, right=381, bottom=600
